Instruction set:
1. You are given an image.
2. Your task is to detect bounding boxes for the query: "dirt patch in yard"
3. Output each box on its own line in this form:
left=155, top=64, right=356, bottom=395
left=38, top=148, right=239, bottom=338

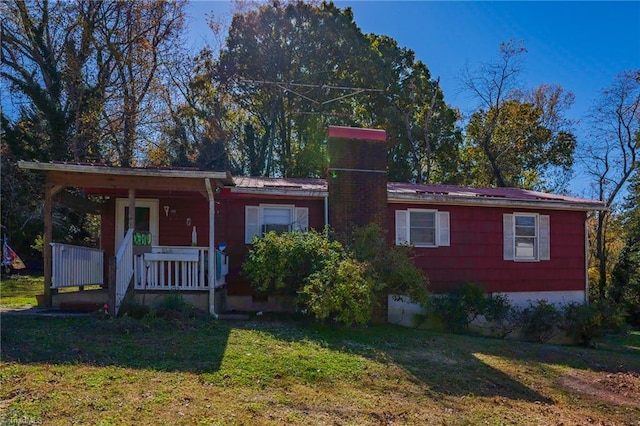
left=559, top=370, right=640, bottom=408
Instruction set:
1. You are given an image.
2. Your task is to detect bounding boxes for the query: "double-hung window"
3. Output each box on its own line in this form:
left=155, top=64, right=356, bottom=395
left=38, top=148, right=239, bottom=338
left=395, top=209, right=450, bottom=247
left=245, top=204, right=309, bottom=243
left=503, top=213, right=550, bottom=261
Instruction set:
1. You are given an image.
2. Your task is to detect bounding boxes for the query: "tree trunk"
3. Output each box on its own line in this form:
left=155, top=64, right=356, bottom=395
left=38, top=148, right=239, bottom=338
left=596, top=211, right=608, bottom=300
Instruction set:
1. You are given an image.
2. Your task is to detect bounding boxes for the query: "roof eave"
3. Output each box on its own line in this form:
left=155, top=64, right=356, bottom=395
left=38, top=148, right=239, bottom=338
left=17, top=161, right=235, bottom=185
left=387, top=193, right=606, bottom=211
left=230, top=187, right=328, bottom=198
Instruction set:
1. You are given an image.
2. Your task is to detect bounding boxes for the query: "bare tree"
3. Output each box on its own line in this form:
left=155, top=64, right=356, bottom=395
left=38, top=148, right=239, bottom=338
left=583, top=70, right=640, bottom=299
left=96, top=0, right=186, bottom=166
left=459, top=40, right=527, bottom=187
left=460, top=40, right=576, bottom=190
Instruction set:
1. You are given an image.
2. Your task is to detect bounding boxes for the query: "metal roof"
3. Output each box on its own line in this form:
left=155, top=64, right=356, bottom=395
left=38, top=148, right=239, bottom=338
left=18, top=161, right=234, bottom=185
left=18, top=162, right=604, bottom=210
left=232, top=176, right=604, bottom=210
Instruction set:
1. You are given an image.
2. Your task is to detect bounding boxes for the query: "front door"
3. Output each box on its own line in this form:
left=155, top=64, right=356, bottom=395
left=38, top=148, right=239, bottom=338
left=115, top=199, right=159, bottom=249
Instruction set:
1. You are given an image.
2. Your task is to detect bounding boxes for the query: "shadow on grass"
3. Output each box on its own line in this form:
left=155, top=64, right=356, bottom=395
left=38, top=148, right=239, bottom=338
left=0, top=315, right=231, bottom=374
left=2, top=315, right=638, bottom=403
left=246, top=319, right=640, bottom=402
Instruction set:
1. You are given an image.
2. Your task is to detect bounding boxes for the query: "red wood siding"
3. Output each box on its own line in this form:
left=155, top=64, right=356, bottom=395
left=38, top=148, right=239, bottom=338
left=100, top=192, right=588, bottom=298
left=388, top=203, right=587, bottom=294
left=218, top=195, right=325, bottom=296
left=100, top=193, right=211, bottom=258
left=100, top=192, right=325, bottom=297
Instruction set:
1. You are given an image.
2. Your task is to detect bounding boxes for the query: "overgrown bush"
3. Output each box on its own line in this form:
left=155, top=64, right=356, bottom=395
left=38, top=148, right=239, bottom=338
left=243, top=229, right=343, bottom=297
left=429, top=283, right=486, bottom=332
left=484, top=294, right=521, bottom=338
left=242, top=225, right=428, bottom=326
left=119, top=293, right=203, bottom=321
left=518, top=300, right=561, bottom=342
left=349, top=224, right=428, bottom=305
left=561, top=300, right=627, bottom=346
left=301, top=257, right=378, bottom=326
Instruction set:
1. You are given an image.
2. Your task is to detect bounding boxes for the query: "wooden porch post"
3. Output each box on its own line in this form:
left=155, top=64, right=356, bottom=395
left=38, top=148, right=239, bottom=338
left=43, top=183, right=63, bottom=307
left=108, top=188, right=135, bottom=315
left=108, top=256, right=116, bottom=317
left=128, top=189, right=136, bottom=232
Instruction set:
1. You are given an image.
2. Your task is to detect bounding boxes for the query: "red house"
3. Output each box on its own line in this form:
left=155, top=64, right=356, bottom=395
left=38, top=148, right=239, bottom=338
left=19, top=126, right=605, bottom=319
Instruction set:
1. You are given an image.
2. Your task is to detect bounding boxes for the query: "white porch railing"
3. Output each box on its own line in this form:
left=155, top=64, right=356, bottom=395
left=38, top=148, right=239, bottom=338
left=134, top=246, right=228, bottom=291
left=51, top=243, right=104, bottom=288
left=114, top=228, right=135, bottom=314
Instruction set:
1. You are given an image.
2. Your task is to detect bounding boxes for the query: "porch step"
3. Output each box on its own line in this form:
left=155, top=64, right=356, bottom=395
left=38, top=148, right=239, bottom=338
left=52, top=288, right=108, bottom=310
left=59, top=302, right=104, bottom=313
left=217, top=313, right=250, bottom=320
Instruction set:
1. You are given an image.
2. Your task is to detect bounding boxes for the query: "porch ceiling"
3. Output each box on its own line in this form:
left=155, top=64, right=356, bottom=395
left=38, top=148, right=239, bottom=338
left=18, top=161, right=234, bottom=192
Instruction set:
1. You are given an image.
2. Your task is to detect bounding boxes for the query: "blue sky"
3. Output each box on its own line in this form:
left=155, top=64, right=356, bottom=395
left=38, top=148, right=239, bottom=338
left=187, top=1, right=639, bottom=119
left=186, top=1, right=639, bottom=196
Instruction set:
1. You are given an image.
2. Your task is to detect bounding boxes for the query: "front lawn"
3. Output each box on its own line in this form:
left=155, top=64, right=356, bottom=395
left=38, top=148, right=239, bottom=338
left=0, top=275, right=42, bottom=308
left=1, top=315, right=638, bottom=425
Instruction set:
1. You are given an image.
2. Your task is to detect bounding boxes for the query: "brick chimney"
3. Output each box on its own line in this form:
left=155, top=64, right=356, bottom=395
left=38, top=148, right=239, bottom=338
left=327, top=126, right=387, bottom=242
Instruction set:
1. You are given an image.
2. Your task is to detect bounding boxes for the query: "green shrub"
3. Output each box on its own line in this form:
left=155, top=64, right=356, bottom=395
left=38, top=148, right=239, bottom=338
left=429, top=283, right=487, bottom=332
left=301, top=257, right=378, bottom=326
left=150, top=293, right=203, bottom=321
left=243, top=229, right=343, bottom=297
left=349, top=224, right=428, bottom=305
left=484, top=294, right=520, bottom=339
left=561, top=300, right=627, bottom=346
left=243, top=225, right=428, bottom=326
left=518, top=300, right=561, bottom=342
left=117, top=294, right=150, bottom=319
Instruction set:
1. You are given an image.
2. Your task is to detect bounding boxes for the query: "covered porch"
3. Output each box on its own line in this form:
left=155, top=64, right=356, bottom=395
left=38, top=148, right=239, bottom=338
left=18, top=161, right=234, bottom=316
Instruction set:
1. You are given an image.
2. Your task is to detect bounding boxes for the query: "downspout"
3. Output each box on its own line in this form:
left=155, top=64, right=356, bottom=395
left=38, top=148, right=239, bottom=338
left=324, top=193, right=329, bottom=229
left=205, top=178, right=218, bottom=319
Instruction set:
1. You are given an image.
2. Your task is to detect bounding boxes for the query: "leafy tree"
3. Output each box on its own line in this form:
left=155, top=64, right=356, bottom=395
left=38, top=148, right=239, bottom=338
left=583, top=70, right=640, bottom=300
left=96, top=0, right=186, bottom=166
left=1, top=0, right=109, bottom=259
left=366, top=35, right=462, bottom=184
left=216, top=1, right=378, bottom=177
left=1, top=0, right=106, bottom=161
left=459, top=40, right=576, bottom=190
left=150, top=48, right=240, bottom=171
left=1, top=0, right=188, bottom=259
left=611, top=173, right=640, bottom=324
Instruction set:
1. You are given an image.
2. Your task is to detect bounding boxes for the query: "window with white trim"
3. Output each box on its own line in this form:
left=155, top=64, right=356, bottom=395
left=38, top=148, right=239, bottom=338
left=503, top=213, right=550, bottom=261
left=245, top=204, right=309, bottom=243
left=395, top=209, right=450, bottom=247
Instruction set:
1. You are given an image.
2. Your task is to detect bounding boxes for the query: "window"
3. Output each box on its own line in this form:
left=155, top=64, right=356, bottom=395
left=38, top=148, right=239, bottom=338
left=245, top=204, right=309, bottom=243
left=503, top=213, right=550, bottom=261
left=395, top=209, right=450, bottom=247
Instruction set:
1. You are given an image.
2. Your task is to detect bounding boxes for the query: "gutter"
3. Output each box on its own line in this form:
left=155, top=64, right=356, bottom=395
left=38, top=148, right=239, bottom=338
left=230, top=187, right=328, bottom=198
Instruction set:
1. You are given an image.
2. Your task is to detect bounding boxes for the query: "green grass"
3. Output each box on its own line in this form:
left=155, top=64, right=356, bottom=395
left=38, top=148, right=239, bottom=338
left=0, top=275, right=43, bottom=308
left=1, top=316, right=639, bottom=425
left=2, top=277, right=639, bottom=424
left=595, top=330, right=640, bottom=353
left=0, top=275, right=103, bottom=308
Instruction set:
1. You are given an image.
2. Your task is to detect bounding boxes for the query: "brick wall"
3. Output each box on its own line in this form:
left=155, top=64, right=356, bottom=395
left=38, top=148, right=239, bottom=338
left=327, top=126, right=388, bottom=322
left=327, top=126, right=388, bottom=242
